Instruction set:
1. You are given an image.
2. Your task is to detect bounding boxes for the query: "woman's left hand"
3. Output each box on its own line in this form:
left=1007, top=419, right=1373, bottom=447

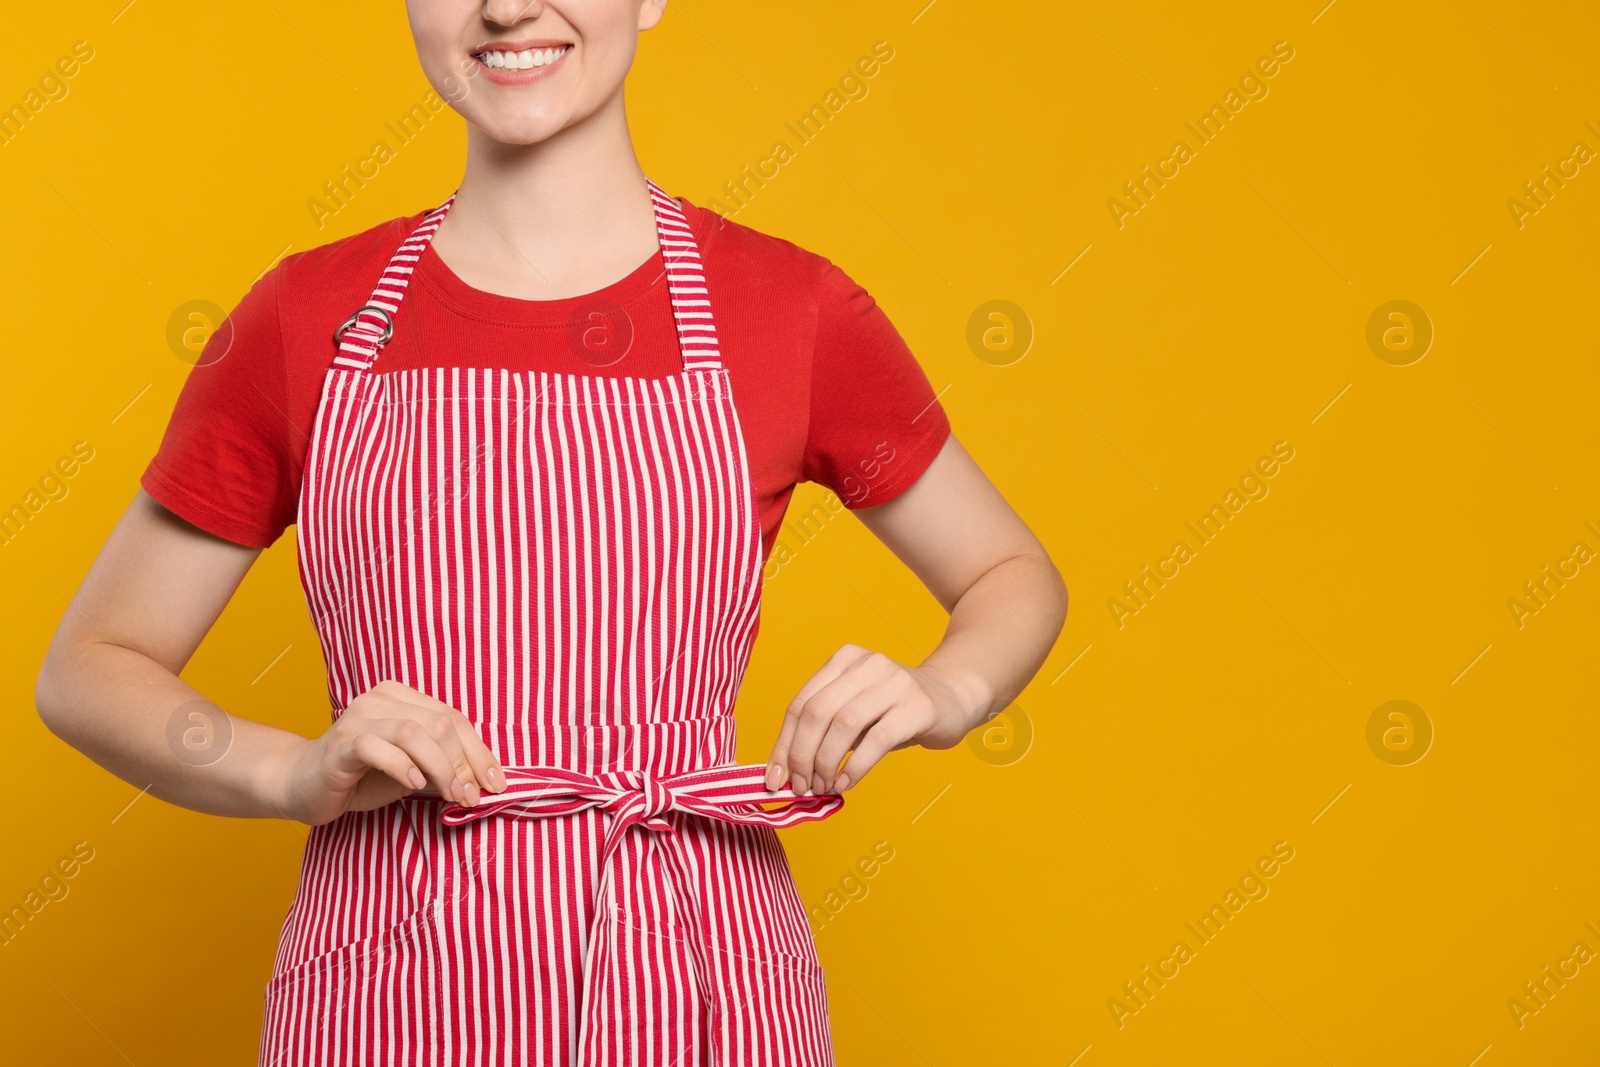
left=765, top=643, right=976, bottom=796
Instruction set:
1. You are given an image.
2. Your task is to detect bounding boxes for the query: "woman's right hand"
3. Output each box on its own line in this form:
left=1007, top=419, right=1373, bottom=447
left=273, top=679, right=506, bottom=826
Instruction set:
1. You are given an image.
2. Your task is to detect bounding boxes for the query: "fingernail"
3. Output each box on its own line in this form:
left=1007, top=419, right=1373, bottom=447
left=488, top=765, right=504, bottom=791
left=463, top=781, right=480, bottom=807
left=791, top=773, right=807, bottom=795
left=764, top=763, right=783, bottom=790
left=811, top=774, right=825, bottom=796
left=451, top=778, right=465, bottom=803
left=834, top=773, right=850, bottom=792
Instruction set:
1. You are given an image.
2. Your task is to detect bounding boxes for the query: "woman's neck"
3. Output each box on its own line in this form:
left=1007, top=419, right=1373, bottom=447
left=429, top=103, right=660, bottom=301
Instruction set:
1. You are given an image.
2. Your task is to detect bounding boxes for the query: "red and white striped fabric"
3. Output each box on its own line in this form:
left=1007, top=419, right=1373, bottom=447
left=260, top=178, right=844, bottom=1066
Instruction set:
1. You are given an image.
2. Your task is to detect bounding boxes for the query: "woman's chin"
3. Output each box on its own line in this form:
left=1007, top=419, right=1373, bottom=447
left=468, top=112, right=571, bottom=148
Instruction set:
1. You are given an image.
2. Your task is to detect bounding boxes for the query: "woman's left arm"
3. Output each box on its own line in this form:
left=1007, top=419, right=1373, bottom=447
left=765, top=433, right=1069, bottom=796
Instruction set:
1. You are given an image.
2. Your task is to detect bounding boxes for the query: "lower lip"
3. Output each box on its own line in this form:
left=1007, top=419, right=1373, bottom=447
left=475, top=48, right=571, bottom=86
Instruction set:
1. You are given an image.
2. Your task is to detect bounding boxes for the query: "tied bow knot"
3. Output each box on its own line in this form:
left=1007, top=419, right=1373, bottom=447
left=613, top=770, right=675, bottom=823
left=432, top=762, right=843, bottom=1057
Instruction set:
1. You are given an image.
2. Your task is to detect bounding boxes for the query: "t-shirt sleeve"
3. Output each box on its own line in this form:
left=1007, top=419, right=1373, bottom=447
left=801, top=260, right=951, bottom=509
left=139, top=266, right=297, bottom=548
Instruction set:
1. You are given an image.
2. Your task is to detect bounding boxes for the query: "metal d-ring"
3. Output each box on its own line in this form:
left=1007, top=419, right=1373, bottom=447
left=334, top=305, right=394, bottom=345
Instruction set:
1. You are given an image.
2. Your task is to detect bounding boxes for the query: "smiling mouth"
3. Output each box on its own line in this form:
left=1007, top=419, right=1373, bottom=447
left=475, top=44, right=571, bottom=71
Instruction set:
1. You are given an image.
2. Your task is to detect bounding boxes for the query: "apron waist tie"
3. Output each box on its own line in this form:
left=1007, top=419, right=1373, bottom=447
left=438, top=763, right=844, bottom=854
left=435, top=763, right=843, bottom=1050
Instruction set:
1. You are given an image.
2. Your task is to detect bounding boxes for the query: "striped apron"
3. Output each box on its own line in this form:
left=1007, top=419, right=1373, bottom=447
left=259, top=179, right=843, bottom=1066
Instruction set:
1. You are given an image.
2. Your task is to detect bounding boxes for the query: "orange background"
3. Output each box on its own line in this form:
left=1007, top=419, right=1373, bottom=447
left=4, top=1, right=1599, bottom=1063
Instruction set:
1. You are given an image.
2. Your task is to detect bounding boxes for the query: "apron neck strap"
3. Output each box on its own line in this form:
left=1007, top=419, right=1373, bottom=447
left=332, top=177, right=722, bottom=375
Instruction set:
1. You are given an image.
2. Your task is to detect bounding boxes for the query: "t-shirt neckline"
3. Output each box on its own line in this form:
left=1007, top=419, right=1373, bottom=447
left=412, top=202, right=693, bottom=328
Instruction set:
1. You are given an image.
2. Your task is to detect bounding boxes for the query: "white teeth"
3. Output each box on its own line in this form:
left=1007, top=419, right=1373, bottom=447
left=479, top=46, right=567, bottom=71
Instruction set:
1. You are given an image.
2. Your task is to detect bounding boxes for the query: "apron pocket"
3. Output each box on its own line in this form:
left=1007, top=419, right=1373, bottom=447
left=703, top=936, right=833, bottom=1062
left=261, top=900, right=443, bottom=1060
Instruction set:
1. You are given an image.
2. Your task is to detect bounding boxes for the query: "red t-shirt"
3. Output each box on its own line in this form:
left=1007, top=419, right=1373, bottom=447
left=140, top=197, right=951, bottom=561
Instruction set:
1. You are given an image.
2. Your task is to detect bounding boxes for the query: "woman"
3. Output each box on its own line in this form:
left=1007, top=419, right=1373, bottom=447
left=35, top=1, right=1066, bottom=1064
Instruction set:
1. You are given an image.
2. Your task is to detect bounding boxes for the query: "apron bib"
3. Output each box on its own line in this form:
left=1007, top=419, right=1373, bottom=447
left=259, top=179, right=843, bottom=1067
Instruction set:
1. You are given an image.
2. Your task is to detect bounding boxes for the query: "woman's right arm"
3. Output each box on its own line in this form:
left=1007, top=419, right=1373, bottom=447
left=34, top=489, right=503, bottom=824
